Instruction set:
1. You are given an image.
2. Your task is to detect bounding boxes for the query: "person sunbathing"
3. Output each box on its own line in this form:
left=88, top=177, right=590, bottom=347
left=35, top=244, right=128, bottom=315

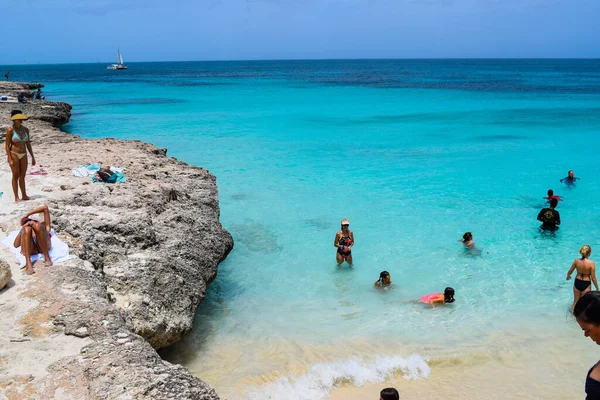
left=13, top=205, right=53, bottom=275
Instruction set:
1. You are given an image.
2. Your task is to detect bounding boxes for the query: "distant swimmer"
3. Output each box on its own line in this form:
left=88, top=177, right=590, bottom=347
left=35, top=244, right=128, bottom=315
left=537, top=198, right=560, bottom=231
left=567, top=245, right=598, bottom=311
left=420, top=287, right=455, bottom=306
left=544, top=189, right=562, bottom=203
left=380, top=387, right=400, bottom=400
left=460, top=232, right=475, bottom=248
left=334, top=219, right=354, bottom=265
left=375, top=271, right=392, bottom=288
left=560, top=170, right=581, bottom=185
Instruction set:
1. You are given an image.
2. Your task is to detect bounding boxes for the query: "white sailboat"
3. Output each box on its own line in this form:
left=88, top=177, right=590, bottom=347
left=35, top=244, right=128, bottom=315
left=107, top=49, right=127, bottom=70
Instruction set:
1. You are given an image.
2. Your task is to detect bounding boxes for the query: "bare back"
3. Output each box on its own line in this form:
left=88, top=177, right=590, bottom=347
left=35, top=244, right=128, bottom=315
left=573, top=258, right=595, bottom=280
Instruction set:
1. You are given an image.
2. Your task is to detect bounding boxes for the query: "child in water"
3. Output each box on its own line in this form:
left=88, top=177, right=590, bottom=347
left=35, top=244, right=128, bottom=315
left=375, top=271, right=392, bottom=288
left=460, top=232, right=475, bottom=248
left=420, top=287, right=455, bottom=306
left=544, top=189, right=561, bottom=203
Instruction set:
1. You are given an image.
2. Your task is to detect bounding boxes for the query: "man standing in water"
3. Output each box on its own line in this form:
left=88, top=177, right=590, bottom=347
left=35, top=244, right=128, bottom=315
left=537, top=198, right=561, bottom=231
left=4, top=72, right=8, bottom=81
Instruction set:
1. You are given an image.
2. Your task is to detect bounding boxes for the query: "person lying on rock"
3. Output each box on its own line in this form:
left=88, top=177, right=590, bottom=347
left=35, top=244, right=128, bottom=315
left=13, top=205, right=53, bottom=275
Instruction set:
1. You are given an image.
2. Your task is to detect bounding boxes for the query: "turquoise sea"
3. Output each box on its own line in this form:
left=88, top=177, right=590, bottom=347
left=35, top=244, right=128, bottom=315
left=4, top=59, right=600, bottom=399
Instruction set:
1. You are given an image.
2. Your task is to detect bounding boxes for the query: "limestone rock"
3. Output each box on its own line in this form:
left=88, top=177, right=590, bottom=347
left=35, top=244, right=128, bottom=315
left=0, top=259, right=11, bottom=290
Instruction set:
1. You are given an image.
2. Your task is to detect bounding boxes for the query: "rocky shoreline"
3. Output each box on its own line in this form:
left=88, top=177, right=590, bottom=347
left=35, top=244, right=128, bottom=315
left=0, top=82, right=233, bottom=399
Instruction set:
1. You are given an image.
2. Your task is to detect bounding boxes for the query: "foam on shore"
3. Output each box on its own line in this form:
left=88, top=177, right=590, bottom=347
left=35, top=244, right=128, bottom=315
left=244, top=354, right=429, bottom=400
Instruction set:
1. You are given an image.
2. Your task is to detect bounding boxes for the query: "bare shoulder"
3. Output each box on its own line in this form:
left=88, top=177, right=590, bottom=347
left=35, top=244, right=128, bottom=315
left=591, top=364, right=600, bottom=381
left=6, top=126, right=13, bottom=134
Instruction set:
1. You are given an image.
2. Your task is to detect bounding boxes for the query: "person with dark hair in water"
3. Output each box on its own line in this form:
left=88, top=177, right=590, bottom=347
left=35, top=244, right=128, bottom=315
left=573, top=291, right=600, bottom=399
left=544, top=189, right=561, bottom=203
left=13, top=205, right=53, bottom=275
left=567, top=245, right=598, bottom=311
left=375, top=271, right=392, bottom=288
left=460, top=232, right=475, bottom=248
left=4, top=72, right=8, bottom=81
left=379, top=387, right=400, bottom=400
left=537, top=198, right=560, bottom=231
left=420, top=287, right=455, bottom=306
left=560, top=170, right=580, bottom=185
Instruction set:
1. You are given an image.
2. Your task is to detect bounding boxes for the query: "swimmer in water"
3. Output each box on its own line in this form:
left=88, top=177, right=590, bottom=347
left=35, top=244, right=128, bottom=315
left=375, top=271, right=392, bottom=288
left=537, top=198, right=560, bottom=231
left=380, top=387, right=400, bottom=400
left=560, top=170, right=580, bottom=184
left=460, top=232, right=475, bottom=248
left=334, top=219, right=354, bottom=265
left=544, top=189, right=561, bottom=203
left=420, top=287, right=455, bottom=306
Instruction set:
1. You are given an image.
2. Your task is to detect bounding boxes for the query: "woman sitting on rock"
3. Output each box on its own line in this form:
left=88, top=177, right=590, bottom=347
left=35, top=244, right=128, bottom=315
left=13, top=205, right=53, bottom=275
left=5, top=110, right=36, bottom=203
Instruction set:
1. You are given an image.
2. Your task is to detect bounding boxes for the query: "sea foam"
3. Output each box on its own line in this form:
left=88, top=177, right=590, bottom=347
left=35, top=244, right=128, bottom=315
left=244, top=354, right=430, bottom=400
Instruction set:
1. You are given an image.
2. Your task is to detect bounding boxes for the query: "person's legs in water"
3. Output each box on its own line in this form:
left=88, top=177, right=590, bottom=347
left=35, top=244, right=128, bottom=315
left=17, top=153, right=29, bottom=200
left=345, top=253, right=353, bottom=265
left=20, top=225, right=35, bottom=275
left=336, top=252, right=344, bottom=264
left=31, top=221, right=52, bottom=266
left=8, top=152, right=21, bottom=203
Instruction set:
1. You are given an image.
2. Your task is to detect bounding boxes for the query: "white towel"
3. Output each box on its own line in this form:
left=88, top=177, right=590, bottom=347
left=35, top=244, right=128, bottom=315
left=71, top=167, right=90, bottom=177
left=1, top=229, right=71, bottom=269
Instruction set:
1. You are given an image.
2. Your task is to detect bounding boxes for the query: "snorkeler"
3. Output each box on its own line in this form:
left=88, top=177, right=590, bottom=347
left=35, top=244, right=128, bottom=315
left=420, top=287, right=455, bottom=306
left=537, top=198, right=560, bottom=231
left=334, top=219, right=354, bottom=265
left=560, top=170, right=580, bottom=184
left=460, top=232, right=475, bottom=248
left=544, top=189, right=561, bottom=203
left=375, top=271, right=392, bottom=288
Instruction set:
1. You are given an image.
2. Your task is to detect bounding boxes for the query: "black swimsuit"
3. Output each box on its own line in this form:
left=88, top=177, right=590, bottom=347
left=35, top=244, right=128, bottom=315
left=337, top=234, right=352, bottom=258
left=586, top=362, right=600, bottom=399
left=575, top=272, right=592, bottom=292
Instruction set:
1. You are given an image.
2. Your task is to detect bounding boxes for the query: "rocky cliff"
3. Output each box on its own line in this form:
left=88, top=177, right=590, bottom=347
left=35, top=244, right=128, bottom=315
left=0, top=81, right=233, bottom=399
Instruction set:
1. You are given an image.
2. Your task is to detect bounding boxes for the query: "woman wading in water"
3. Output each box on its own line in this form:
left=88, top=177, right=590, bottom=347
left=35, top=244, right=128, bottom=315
left=567, top=245, right=598, bottom=311
left=334, top=219, right=354, bottom=265
left=5, top=111, right=35, bottom=203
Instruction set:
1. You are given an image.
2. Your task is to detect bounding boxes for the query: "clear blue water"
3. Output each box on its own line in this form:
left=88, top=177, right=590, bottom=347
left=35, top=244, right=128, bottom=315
left=4, top=59, right=600, bottom=398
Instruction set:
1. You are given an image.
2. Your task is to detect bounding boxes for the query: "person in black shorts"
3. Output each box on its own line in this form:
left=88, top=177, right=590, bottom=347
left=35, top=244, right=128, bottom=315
left=537, top=198, right=560, bottom=231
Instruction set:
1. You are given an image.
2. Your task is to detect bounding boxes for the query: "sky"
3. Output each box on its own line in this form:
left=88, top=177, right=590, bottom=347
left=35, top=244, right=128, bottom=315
left=2, top=0, right=599, bottom=64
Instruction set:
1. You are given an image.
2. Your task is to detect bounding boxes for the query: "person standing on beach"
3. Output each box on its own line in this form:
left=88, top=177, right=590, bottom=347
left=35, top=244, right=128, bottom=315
left=572, top=292, right=600, bottom=399
left=334, top=219, right=354, bottom=265
left=5, top=110, right=35, bottom=203
left=560, top=170, right=580, bottom=185
left=567, top=245, right=598, bottom=310
left=537, top=198, right=560, bottom=231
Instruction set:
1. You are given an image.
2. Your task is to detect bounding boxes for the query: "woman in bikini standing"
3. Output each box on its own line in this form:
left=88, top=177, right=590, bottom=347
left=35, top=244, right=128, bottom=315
left=567, top=245, right=598, bottom=311
left=334, top=219, right=354, bottom=265
left=5, top=110, right=35, bottom=203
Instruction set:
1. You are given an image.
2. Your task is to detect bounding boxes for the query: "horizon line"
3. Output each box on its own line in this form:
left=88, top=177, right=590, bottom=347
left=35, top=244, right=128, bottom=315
left=1, top=56, right=599, bottom=67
